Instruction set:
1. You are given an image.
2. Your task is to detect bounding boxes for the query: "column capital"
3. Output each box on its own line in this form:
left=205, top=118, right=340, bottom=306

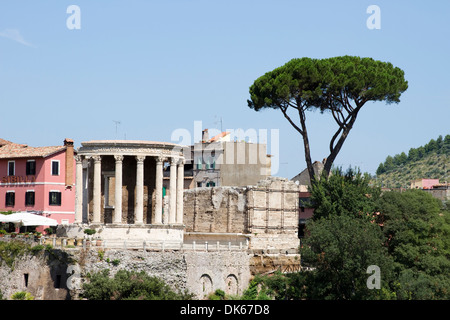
left=92, top=155, right=102, bottom=162
left=75, top=155, right=83, bottom=163
left=136, top=155, right=146, bottom=163
left=156, top=156, right=164, bottom=163
left=170, top=157, right=178, bottom=165
left=114, top=154, right=124, bottom=162
left=177, top=158, right=185, bottom=166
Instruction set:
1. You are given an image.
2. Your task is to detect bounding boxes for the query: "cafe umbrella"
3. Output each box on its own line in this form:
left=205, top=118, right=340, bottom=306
left=0, top=212, right=58, bottom=228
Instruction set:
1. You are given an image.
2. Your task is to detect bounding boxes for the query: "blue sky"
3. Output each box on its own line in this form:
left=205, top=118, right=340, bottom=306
left=0, top=0, right=448, bottom=180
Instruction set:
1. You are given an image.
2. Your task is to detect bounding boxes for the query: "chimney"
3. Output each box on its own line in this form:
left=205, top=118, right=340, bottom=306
left=64, top=138, right=74, bottom=187
left=202, top=129, right=209, bottom=143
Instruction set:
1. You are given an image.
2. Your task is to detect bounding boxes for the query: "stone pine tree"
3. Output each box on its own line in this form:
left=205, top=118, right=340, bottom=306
left=247, top=56, right=408, bottom=184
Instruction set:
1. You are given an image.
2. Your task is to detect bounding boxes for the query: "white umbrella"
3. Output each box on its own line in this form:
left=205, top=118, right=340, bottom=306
left=0, top=212, right=58, bottom=226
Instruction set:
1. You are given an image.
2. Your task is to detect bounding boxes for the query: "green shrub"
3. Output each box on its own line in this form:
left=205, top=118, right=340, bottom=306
left=30, top=244, right=45, bottom=254
left=82, top=269, right=193, bottom=300
left=0, top=241, right=30, bottom=269
left=111, top=259, right=120, bottom=266
left=11, top=291, right=34, bottom=300
left=84, top=229, right=96, bottom=236
left=208, top=289, right=226, bottom=300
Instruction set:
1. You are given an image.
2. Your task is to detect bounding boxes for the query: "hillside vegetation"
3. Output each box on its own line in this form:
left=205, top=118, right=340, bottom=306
left=375, top=135, right=449, bottom=188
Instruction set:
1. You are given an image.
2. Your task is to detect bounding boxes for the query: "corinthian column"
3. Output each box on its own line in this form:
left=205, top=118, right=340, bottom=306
left=154, top=156, right=164, bottom=224
left=74, top=155, right=83, bottom=223
left=92, top=155, right=102, bottom=224
left=176, top=158, right=185, bottom=224
left=135, top=155, right=145, bottom=224
left=169, top=157, right=177, bottom=224
left=114, top=155, right=124, bottom=224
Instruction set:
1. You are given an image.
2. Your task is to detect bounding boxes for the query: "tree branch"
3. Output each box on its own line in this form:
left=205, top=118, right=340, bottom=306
left=279, top=105, right=304, bottom=135
left=329, top=126, right=343, bottom=154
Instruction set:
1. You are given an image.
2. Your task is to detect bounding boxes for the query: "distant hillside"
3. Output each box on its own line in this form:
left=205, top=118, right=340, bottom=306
left=374, top=135, right=449, bottom=188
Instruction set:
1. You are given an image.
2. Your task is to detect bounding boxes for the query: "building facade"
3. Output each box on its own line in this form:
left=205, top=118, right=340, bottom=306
left=410, top=178, right=440, bottom=189
left=185, top=130, right=272, bottom=188
left=0, top=138, right=76, bottom=225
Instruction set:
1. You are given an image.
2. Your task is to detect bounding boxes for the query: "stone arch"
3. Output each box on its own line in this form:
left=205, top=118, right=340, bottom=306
left=199, top=274, right=213, bottom=296
left=225, top=274, right=238, bottom=296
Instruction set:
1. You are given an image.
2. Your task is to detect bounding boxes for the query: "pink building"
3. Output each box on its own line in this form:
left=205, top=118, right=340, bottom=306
left=410, top=178, right=440, bottom=190
left=0, top=138, right=76, bottom=229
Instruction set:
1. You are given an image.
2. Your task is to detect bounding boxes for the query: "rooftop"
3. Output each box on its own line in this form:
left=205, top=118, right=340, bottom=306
left=0, top=138, right=74, bottom=159
left=0, top=141, right=66, bottom=159
left=80, top=140, right=181, bottom=148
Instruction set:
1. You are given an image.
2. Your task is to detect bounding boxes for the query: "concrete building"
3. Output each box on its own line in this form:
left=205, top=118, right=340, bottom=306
left=185, top=129, right=272, bottom=188
left=62, top=140, right=186, bottom=243
left=291, top=160, right=325, bottom=187
left=0, top=138, right=76, bottom=227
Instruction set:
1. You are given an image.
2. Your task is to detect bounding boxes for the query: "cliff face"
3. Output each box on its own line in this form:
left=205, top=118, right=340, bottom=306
left=0, top=242, right=300, bottom=300
left=0, top=242, right=72, bottom=300
left=0, top=245, right=189, bottom=300
left=0, top=243, right=252, bottom=300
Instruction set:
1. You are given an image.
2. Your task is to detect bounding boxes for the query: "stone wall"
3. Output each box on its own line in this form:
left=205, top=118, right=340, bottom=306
left=183, top=177, right=301, bottom=251
left=183, top=186, right=248, bottom=234
left=0, top=245, right=253, bottom=300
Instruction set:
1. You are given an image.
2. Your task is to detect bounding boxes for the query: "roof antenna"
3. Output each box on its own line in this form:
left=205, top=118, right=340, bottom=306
left=113, top=120, right=121, bottom=139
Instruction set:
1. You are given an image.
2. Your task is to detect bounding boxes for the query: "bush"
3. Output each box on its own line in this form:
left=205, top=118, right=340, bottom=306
left=30, top=244, right=45, bottom=254
left=11, top=291, right=34, bottom=300
left=0, top=241, right=30, bottom=269
left=84, top=229, right=96, bottom=236
left=208, top=289, right=226, bottom=300
left=82, top=269, right=194, bottom=300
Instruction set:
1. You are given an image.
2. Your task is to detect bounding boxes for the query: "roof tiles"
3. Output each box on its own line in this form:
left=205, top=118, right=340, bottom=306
left=0, top=140, right=66, bottom=159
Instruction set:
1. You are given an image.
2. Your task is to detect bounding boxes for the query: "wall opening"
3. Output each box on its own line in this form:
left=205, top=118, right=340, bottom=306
left=225, top=274, right=238, bottom=296
left=54, top=275, right=62, bottom=289
left=24, top=273, right=29, bottom=287
left=199, top=274, right=213, bottom=296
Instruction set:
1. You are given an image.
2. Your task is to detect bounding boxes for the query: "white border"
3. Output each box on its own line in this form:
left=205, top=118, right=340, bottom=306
left=51, top=160, right=60, bottom=176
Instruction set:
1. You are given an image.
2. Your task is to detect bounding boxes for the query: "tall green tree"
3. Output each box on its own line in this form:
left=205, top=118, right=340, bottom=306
left=300, top=214, right=394, bottom=300
left=308, top=167, right=380, bottom=221
left=247, top=56, right=408, bottom=183
left=376, top=190, right=450, bottom=299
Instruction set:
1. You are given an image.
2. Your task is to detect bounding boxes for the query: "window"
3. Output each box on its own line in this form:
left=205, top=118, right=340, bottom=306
left=26, top=160, right=36, bottom=175
left=49, top=191, right=61, bottom=206
left=5, top=192, right=15, bottom=206
left=51, top=161, right=60, bottom=176
left=206, top=181, right=216, bottom=187
left=196, top=158, right=202, bottom=170
left=197, top=182, right=202, bottom=187
left=7, top=161, right=15, bottom=176
left=25, top=191, right=35, bottom=206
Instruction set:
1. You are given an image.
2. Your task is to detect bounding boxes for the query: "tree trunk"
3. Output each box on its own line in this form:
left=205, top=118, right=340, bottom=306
left=298, top=108, right=316, bottom=186
left=302, top=132, right=316, bottom=186
left=323, top=110, right=360, bottom=176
